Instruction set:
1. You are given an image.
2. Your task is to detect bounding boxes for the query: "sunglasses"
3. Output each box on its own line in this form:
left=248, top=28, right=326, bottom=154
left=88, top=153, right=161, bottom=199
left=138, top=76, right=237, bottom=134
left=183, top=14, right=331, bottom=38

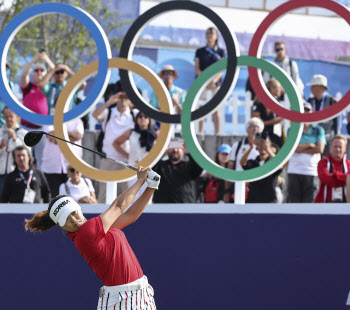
left=275, top=48, right=284, bottom=52
left=162, top=71, right=175, bottom=76
left=34, top=68, right=44, bottom=73
left=68, top=168, right=78, bottom=173
left=55, top=70, right=65, bottom=75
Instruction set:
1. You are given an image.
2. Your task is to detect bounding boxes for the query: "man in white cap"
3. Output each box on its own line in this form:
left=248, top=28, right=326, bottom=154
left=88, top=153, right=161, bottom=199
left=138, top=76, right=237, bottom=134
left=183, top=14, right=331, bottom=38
left=287, top=101, right=326, bottom=203
left=307, top=74, right=337, bottom=154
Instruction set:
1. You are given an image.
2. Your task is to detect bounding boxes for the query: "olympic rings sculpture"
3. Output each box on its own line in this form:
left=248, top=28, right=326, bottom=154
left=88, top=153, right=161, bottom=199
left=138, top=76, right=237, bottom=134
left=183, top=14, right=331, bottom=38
left=0, top=0, right=348, bottom=182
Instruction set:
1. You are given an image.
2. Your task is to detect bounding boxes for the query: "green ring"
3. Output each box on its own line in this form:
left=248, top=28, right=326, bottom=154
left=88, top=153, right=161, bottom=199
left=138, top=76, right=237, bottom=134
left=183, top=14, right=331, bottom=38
left=181, top=55, right=303, bottom=182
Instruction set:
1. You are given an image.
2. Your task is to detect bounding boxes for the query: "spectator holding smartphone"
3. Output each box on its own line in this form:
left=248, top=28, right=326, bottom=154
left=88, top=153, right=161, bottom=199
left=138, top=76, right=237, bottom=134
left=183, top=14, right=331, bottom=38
left=240, top=133, right=282, bottom=203
left=20, top=50, right=55, bottom=169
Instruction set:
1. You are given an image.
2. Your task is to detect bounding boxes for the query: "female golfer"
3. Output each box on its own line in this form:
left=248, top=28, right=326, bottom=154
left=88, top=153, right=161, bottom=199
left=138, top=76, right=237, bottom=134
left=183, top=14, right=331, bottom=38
left=25, top=166, right=159, bottom=310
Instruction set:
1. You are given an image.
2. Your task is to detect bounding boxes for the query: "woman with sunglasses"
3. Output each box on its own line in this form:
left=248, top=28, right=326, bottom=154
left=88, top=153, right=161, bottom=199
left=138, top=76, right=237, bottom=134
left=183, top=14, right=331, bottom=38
left=113, top=111, right=157, bottom=201
left=59, top=165, right=97, bottom=204
left=37, top=63, right=87, bottom=114
left=25, top=166, right=160, bottom=309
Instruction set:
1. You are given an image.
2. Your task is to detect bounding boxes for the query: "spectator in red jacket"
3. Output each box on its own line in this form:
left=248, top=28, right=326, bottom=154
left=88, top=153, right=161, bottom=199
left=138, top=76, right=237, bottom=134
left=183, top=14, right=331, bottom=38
left=314, top=134, right=350, bottom=203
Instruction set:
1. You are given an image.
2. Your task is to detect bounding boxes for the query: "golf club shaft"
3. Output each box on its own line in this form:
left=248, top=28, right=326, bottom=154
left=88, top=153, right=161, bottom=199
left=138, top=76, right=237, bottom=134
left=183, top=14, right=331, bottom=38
left=43, top=132, right=138, bottom=172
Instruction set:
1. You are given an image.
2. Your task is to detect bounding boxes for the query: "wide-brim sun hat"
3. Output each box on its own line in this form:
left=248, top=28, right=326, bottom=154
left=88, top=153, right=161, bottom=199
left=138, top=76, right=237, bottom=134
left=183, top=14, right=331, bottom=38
left=306, top=74, right=328, bottom=90
left=158, top=64, right=179, bottom=79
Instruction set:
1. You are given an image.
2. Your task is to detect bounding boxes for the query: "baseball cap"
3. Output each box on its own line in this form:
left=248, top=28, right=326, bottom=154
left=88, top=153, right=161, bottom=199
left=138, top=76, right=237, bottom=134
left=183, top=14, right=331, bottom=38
left=158, top=64, right=179, bottom=79
left=217, top=144, right=231, bottom=154
left=306, top=74, right=328, bottom=89
left=303, top=101, right=313, bottom=111
left=49, top=196, right=81, bottom=226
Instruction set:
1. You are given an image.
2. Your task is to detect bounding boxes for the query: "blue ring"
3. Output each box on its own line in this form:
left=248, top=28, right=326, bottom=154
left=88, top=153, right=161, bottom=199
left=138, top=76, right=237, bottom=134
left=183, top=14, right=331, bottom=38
left=0, top=3, right=111, bottom=125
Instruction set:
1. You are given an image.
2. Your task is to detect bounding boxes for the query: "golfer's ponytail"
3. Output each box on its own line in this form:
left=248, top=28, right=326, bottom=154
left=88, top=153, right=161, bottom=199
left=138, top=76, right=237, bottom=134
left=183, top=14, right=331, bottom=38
left=24, top=195, right=68, bottom=232
left=25, top=210, right=55, bottom=232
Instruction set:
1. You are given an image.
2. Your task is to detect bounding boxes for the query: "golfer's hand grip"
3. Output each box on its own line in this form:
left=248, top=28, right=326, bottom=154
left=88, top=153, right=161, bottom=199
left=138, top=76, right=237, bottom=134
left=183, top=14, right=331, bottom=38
left=147, top=170, right=160, bottom=182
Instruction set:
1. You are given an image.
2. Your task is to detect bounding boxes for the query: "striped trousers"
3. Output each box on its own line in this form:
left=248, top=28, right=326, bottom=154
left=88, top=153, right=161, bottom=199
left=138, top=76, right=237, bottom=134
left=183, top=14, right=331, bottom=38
left=97, top=276, right=156, bottom=310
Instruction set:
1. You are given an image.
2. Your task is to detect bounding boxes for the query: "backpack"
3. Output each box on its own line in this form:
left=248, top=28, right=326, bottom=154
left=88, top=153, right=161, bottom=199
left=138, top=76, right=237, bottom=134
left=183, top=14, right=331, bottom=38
left=205, top=179, right=221, bottom=203
left=96, top=107, right=113, bottom=154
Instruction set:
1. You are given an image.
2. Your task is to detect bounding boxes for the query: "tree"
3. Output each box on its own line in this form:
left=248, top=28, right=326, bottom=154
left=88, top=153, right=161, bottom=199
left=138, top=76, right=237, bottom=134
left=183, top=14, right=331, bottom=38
left=0, top=0, right=129, bottom=79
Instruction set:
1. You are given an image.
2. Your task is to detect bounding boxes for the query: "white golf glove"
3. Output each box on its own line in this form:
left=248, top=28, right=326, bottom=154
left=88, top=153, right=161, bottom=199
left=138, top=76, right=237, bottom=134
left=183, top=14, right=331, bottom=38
left=146, top=172, right=161, bottom=190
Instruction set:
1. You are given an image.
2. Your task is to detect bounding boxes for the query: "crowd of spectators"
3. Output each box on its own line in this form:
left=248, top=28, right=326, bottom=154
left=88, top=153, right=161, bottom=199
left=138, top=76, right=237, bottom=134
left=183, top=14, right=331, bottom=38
left=0, top=32, right=349, bottom=205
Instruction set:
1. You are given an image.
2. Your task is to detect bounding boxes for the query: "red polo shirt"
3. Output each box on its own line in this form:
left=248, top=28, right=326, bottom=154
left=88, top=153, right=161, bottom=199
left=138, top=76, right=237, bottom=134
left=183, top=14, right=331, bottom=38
left=66, top=216, right=143, bottom=286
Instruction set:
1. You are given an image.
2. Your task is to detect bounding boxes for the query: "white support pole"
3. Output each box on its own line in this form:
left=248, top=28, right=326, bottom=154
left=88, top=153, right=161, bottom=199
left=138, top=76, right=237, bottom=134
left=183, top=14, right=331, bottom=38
left=106, top=181, right=118, bottom=204
left=234, top=181, right=246, bottom=205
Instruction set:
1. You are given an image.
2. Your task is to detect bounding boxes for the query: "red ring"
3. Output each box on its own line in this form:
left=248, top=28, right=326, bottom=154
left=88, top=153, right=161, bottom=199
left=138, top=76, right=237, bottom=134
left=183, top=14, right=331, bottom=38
left=248, top=0, right=350, bottom=123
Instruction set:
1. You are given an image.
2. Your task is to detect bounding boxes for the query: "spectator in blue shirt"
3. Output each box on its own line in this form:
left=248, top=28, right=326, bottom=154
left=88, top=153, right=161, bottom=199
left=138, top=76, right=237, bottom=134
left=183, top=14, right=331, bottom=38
left=287, top=101, right=326, bottom=202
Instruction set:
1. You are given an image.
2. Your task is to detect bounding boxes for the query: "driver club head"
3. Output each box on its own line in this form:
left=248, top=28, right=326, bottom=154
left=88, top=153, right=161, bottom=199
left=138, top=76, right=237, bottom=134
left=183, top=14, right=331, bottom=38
left=24, top=131, right=45, bottom=147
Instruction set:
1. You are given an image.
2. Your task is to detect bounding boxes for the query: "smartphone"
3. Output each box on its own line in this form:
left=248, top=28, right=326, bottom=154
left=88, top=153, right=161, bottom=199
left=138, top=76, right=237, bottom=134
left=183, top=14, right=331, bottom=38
left=39, top=48, right=46, bottom=53
left=255, top=132, right=268, bottom=140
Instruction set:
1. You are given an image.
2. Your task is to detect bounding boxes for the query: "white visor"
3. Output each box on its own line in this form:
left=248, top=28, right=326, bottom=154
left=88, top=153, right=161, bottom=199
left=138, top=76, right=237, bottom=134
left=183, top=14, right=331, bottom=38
left=49, top=196, right=81, bottom=226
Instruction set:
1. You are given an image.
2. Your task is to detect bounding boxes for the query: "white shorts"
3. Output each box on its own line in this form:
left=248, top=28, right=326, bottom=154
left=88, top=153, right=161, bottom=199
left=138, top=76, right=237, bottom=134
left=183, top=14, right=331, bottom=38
left=97, top=275, right=156, bottom=310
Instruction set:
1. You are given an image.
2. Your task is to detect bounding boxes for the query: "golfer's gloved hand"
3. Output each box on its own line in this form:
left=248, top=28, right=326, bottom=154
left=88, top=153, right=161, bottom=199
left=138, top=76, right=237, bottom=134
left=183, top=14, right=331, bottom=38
left=146, top=172, right=161, bottom=190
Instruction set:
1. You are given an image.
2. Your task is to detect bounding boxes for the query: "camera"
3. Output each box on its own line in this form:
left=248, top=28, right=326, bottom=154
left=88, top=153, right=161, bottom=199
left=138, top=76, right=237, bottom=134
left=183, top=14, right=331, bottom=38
left=255, top=132, right=268, bottom=140
left=39, top=48, right=46, bottom=53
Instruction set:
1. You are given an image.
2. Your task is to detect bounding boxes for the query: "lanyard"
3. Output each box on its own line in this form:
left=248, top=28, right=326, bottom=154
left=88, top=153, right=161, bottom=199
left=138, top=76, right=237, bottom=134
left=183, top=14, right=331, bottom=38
left=312, top=93, right=327, bottom=112
left=205, top=46, right=221, bottom=60
left=19, top=169, right=33, bottom=188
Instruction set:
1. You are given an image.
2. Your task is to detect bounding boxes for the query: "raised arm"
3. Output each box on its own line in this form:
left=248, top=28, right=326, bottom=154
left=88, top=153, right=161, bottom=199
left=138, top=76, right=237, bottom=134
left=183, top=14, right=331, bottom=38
left=20, top=54, right=42, bottom=88
left=112, top=187, right=155, bottom=230
left=112, top=129, right=132, bottom=159
left=100, top=167, right=159, bottom=233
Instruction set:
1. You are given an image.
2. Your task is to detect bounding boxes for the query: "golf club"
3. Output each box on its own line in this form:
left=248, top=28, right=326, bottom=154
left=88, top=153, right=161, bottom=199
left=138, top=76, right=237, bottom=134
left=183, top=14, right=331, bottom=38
left=24, top=131, right=160, bottom=181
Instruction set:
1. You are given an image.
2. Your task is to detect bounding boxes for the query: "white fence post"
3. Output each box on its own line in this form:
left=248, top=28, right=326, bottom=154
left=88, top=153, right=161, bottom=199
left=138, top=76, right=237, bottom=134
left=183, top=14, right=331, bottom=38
left=106, top=181, right=118, bottom=204
left=234, top=181, right=246, bottom=204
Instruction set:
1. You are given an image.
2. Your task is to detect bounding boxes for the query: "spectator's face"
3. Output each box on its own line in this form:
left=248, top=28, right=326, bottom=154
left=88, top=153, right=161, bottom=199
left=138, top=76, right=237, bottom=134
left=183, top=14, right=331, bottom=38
left=14, top=149, right=30, bottom=169
left=247, top=121, right=261, bottom=138
left=3, top=108, right=18, bottom=128
left=206, top=29, right=218, bottom=45
left=269, top=82, right=282, bottom=97
left=55, top=69, right=68, bottom=83
left=67, top=166, right=82, bottom=181
left=116, top=92, right=131, bottom=112
left=167, top=147, right=184, bottom=162
left=311, top=85, right=325, bottom=98
left=32, top=66, right=46, bottom=83
left=275, top=43, right=286, bottom=58
left=136, top=113, right=150, bottom=130
left=161, top=70, right=175, bottom=86
left=218, top=152, right=230, bottom=166
left=330, top=138, right=347, bottom=161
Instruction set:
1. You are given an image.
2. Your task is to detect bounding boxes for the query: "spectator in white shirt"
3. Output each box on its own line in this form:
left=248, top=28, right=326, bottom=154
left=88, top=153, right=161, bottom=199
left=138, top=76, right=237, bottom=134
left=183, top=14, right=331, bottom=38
left=59, top=165, right=97, bottom=203
left=0, top=107, right=28, bottom=194
left=92, top=90, right=135, bottom=202
left=223, top=117, right=264, bottom=203
left=40, top=118, right=84, bottom=197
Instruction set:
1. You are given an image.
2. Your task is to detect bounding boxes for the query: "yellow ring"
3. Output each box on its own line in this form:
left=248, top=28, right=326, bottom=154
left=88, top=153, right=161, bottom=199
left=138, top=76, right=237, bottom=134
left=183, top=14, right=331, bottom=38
left=54, top=58, right=172, bottom=182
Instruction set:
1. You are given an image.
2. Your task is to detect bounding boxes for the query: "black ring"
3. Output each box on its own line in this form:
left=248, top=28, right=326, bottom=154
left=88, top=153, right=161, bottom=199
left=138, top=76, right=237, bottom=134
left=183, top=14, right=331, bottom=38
left=119, top=0, right=238, bottom=123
